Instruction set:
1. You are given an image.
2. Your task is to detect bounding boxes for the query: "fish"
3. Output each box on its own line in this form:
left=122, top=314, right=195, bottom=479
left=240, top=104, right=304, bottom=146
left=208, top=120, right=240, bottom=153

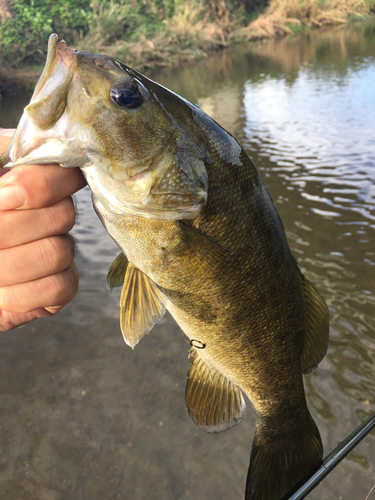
left=0, top=34, right=329, bottom=500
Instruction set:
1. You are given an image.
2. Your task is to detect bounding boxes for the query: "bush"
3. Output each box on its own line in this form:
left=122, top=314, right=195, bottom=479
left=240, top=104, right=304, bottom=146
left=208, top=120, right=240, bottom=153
left=0, top=0, right=263, bottom=68
left=0, top=0, right=93, bottom=66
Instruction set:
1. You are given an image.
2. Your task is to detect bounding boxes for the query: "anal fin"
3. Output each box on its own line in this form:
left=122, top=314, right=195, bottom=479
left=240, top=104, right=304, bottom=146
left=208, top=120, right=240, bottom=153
left=120, top=263, right=166, bottom=349
left=106, top=252, right=128, bottom=290
left=298, top=270, right=329, bottom=374
left=185, top=350, right=245, bottom=433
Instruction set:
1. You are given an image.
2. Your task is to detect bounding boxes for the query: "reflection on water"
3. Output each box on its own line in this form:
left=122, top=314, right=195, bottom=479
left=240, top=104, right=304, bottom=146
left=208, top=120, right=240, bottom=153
left=1, top=20, right=375, bottom=500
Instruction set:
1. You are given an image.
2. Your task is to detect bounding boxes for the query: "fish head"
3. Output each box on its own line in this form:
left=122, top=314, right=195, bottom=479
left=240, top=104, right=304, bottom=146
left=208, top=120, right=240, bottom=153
left=2, top=34, right=208, bottom=220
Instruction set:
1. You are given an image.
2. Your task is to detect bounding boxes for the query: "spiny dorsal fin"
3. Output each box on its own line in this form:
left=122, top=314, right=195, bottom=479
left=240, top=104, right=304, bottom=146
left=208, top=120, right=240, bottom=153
left=120, top=263, right=165, bottom=349
left=106, top=252, right=129, bottom=290
left=165, top=223, right=238, bottom=278
left=298, top=270, right=329, bottom=375
left=185, top=350, right=246, bottom=433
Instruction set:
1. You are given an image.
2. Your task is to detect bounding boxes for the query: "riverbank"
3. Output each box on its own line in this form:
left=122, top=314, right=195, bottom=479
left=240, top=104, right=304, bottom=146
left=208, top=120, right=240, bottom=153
left=0, top=0, right=374, bottom=96
left=244, top=0, right=375, bottom=39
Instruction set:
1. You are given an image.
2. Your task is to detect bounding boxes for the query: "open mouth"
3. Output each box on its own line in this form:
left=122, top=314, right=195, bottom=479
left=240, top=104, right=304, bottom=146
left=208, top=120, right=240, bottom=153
left=56, top=38, right=75, bottom=68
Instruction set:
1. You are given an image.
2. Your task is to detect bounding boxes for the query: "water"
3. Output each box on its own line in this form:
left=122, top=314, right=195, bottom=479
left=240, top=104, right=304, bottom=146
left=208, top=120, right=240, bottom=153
left=1, top=21, right=375, bottom=500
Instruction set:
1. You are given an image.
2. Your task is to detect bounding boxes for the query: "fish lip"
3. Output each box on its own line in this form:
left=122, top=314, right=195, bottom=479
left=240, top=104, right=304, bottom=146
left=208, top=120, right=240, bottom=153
left=31, top=34, right=74, bottom=99
left=5, top=34, right=77, bottom=165
left=56, top=39, right=75, bottom=69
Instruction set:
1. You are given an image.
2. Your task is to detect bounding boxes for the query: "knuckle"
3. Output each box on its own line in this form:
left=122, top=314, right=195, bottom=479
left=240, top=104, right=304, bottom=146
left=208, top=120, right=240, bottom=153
left=36, top=167, right=55, bottom=197
left=0, top=212, right=12, bottom=249
left=64, top=233, right=78, bottom=258
left=38, top=235, right=76, bottom=273
left=65, top=265, right=80, bottom=295
left=48, top=266, right=79, bottom=306
left=0, top=285, right=21, bottom=312
left=47, top=197, right=77, bottom=235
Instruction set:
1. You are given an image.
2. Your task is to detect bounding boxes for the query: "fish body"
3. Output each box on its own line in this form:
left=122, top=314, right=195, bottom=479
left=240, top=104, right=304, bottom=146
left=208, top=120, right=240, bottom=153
left=0, top=34, right=329, bottom=500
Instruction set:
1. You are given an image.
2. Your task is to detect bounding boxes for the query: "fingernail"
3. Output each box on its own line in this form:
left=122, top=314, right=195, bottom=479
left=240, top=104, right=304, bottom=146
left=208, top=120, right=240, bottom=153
left=0, top=185, right=25, bottom=210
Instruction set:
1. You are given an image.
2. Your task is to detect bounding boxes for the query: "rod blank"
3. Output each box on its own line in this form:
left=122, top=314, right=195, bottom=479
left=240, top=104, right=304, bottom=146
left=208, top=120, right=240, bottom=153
left=284, top=412, right=375, bottom=500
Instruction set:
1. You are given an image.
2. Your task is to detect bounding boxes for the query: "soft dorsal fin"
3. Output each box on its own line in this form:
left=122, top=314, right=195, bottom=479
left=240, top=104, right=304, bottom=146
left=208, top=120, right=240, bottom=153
left=120, top=263, right=166, bottom=349
left=185, top=350, right=246, bottom=433
left=106, top=252, right=129, bottom=290
left=165, top=222, right=238, bottom=278
left=298, top=270, right=329, bottom=375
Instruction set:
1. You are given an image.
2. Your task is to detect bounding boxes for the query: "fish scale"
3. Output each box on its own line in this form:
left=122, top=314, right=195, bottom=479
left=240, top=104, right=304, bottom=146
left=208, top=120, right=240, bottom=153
left=0, top=33, right=329, bottom=500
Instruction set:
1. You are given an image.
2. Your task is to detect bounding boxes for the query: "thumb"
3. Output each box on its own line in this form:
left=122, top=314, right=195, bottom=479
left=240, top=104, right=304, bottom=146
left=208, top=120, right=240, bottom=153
left=0, top=128, right=16, bottom=137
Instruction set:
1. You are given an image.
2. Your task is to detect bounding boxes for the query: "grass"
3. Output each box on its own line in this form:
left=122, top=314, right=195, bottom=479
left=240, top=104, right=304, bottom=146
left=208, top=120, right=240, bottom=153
left=244, top=0, right=374, bottom=40
left=285, top=21, right=312, bottom=34
left=77, top=1, right=238, bottom=70
left=77, top=0, right=374, bottom=69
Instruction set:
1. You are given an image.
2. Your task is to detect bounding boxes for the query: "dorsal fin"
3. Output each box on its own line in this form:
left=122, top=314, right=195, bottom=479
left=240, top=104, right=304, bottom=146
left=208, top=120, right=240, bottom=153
left=298, top=270, right=329, bottom=374
left=120, top=263, right=166, bottom=349
left=185, top=350, right=246, bottom=433
left=106, top=252, right=129, bottom=290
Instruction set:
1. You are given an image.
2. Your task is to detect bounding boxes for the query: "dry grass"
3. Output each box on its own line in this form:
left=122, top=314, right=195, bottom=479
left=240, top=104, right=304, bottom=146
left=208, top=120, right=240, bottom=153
left=0, top=0, right=12, bottom=22
left=78, top=1, right=234, bottom=70
left=244, top=0, right=374, bottom=39
left=170, top=1, right=231, bottom=47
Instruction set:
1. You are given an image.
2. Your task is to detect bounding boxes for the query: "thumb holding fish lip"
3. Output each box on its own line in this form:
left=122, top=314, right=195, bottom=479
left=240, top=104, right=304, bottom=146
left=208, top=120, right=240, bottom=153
left=0, top=130, right=87, bottom=209
left=0, top=163, right=87, bottom=210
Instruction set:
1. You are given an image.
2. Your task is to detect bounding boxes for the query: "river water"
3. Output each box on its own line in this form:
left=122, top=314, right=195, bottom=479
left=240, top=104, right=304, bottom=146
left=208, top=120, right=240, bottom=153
left=0, top=20, right=374, bottom=500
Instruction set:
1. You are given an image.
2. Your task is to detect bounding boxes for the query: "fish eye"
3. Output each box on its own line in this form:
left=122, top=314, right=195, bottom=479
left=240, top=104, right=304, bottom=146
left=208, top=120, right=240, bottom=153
left=110, top=81, right=143, bottom=109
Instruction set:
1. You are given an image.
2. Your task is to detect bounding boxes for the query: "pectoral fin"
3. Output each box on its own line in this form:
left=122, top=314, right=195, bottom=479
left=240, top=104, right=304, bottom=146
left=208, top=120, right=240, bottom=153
left=120, top=263, right=166, bottom=349
left=185, top=350, right=246, bottom=433
left=165, top=223, right=238, bottom=278
left=106, top=252, right=129, bottom=290
left=298, top=270, right=329, bottom=374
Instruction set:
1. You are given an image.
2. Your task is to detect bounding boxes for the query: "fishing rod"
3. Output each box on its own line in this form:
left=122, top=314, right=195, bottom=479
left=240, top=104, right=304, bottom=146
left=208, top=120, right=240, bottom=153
left=283, top=412, right=375, bottom=500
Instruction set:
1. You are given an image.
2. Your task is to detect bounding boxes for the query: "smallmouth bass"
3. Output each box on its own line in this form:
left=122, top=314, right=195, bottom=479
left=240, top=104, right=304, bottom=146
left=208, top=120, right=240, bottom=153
left=0, top=34, right=329, bottom=500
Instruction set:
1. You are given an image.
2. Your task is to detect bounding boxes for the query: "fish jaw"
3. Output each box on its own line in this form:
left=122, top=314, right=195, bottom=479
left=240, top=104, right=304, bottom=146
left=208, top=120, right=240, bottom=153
left=0, top=34, right=209, bottom=221
left=2, top=34, right=91, bottom=170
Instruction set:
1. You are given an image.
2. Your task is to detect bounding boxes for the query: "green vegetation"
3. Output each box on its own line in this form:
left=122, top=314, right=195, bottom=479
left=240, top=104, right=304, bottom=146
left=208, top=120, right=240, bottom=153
left=0, top=0, right=373, bottom=76
left=0, top=0, right=92, bottom=65
left=284, top=21, right=311, bottom=35
left=0, top=0, right=258, bottom=68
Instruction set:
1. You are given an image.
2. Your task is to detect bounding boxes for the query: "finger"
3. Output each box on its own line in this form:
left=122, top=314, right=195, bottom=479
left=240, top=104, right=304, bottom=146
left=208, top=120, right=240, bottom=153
left=0, top=197, right=76, bottom=249
left=0, top=128, right=16, bottom=137
left=0, top=135, right=12, bottom=156
left=0, top=234, right=76, bottom=287
left=0, top=262, right=79, bottom=314
left=0, top=163, right=87, bottom=210
left=0, top=307, right=54, bottom=332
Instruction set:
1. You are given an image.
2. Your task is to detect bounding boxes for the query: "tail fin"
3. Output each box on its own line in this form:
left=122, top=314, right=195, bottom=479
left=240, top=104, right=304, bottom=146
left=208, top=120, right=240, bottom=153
left=245, top=414, right=322, bottom=500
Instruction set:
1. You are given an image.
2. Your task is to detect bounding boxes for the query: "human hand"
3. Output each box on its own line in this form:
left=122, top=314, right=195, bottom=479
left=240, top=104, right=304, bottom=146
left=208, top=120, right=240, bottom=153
left=0, top=128, right=87, bottom=331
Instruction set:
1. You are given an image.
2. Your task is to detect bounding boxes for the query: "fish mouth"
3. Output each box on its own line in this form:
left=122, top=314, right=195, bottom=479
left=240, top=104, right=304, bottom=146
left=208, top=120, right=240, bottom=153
left=6, top=34, right=77, bottom=164
left=31, top=34, right=75, bottom=101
